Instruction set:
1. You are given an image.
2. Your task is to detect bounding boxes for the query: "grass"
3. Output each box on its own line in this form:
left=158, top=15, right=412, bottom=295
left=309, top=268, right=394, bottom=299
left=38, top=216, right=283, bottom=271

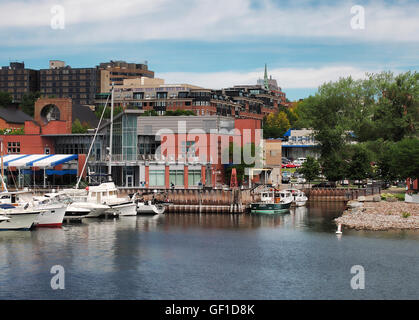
left=401, top=212, right=411, bottom=219
left=381, top=192, right=405, bottom=201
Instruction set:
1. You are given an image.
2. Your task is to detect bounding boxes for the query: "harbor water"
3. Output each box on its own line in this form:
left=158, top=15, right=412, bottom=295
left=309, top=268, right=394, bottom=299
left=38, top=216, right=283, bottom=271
left=1, top=202, right=419, bottom=299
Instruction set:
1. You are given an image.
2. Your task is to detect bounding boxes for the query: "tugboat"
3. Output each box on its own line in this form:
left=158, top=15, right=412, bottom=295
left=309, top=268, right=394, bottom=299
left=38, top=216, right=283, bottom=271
left=250, top=189, right=293, bottom=214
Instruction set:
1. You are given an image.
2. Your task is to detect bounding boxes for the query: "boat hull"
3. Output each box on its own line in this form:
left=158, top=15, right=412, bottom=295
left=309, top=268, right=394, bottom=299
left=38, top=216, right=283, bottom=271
left=67, top=202, right=110, bottom=218
left=111, top=202, right=137, bottom=216
left=35, top=205, right=66, bottom=227
left=0, top=212, right=39, bottom=230
left=250, top=202, right=292, bottom=214
left=137, top=203, right=166, bottom=215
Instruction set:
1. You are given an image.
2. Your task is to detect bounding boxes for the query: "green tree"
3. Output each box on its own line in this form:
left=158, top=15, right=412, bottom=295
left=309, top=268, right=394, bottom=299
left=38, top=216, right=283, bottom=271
left=263, top=111, right=291, bottom=138
left=0, top=92, right=12, bottom=107
left=19, top=91, right=40, bottom=117
left=72, top=118, right=89, bottom=133
left=95, top=104, right=123, bottom=119
left=390, top=138, right=419, bottom=180
left=346, top=145, right=373, bottom=184
left=297, top=157, right=320, bottom=183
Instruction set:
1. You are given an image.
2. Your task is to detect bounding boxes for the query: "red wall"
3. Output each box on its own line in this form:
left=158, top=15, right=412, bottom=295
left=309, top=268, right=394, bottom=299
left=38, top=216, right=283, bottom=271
left=2, top=135, right=54, bottom=154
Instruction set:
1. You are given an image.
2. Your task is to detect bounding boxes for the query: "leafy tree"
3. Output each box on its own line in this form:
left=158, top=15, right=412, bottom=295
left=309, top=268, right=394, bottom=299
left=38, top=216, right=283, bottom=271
left=390, top=138, right=419, bottom=180
left=0, top=92, right=12, bottom=107
left=346, top=145, right=373, bottom=184
left=19, top=91, right=40, bottom=117
left=72, top=118, right=89, bottom=133
left=297, top=156, right=320, bottom=183
left=263, top=111, right=290, bottom=138
left=95, top=104, right=123, bottom=119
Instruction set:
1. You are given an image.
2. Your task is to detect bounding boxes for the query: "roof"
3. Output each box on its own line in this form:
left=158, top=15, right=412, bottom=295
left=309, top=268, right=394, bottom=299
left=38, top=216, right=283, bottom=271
left=2, top=154, right=78, bottom=168
left=0, top=107, right=33, bottom=124
left=72, top=104, right=99, bottom=128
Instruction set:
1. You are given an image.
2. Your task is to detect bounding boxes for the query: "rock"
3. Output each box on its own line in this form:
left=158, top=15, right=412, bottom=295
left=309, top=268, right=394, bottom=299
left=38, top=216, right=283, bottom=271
left=373, top=195, right=381, bottom=202
left=358, top=196, right=366, bottom=202
left=347, top=201, right=363, bottom=208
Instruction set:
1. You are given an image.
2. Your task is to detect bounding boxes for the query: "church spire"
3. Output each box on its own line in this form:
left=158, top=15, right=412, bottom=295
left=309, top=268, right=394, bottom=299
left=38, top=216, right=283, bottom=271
left=264, top=63, right=269, bottom=90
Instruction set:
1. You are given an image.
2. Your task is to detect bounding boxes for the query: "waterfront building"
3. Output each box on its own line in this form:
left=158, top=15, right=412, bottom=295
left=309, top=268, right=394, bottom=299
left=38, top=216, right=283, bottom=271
left=281, top=129, right=320, bottom=160
left=95, top=77, right=284, bottom=121
left=0, top=97, right=98, bottom=187
left=0, top=62, right=39, bottom=102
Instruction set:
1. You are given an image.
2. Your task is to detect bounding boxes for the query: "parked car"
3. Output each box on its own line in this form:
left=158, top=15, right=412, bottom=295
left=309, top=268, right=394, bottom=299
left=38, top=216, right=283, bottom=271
left=282, top=157, right=291, bottom=164
left=312, top=182, right=336, bottom=188
left=281, top=172, right=291, bottom=184
left=297, top=177, right=307, bottom=184
left=297, top=157, right=307, bottom=163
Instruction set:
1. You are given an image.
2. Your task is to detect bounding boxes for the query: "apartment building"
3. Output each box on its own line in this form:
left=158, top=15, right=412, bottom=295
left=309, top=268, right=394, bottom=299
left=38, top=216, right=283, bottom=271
left=0, top=62, right=39, bottom=102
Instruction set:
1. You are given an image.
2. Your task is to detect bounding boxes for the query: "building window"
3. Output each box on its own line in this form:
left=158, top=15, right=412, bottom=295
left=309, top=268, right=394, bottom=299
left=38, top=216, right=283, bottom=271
left=169, top=170, right=184, bottom=186
left=188, top=169, right=201, bottom=186
left=7, top=142, right=20, bottom=154
left=149, top=170, right=165, bottom=186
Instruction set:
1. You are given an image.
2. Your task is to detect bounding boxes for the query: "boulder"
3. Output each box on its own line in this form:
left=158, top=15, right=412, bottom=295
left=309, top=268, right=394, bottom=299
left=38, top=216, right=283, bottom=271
left=358, top=196, right=366, bottom=202
left=373, top=195, right=381, bottom=202
left=347, top=201, right=363, bottom=208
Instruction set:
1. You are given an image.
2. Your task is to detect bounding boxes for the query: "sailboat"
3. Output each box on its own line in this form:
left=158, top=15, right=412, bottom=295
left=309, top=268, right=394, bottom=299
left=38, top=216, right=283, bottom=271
left=72, top=83, right=137, bottom=216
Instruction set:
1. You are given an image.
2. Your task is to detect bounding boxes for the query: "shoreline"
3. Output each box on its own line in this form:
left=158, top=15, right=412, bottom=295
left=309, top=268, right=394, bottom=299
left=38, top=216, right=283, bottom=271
left=335, top=200, right=419, bottom=231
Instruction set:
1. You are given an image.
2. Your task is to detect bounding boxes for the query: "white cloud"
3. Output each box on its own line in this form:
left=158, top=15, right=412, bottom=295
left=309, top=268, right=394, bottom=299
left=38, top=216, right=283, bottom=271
left=159, top=66, right=380, bottom=90
left=0, top=0, right=418, bottom=45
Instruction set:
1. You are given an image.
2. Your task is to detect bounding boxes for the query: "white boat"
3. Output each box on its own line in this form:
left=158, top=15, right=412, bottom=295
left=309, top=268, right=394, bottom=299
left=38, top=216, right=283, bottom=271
left=250, top=189, right=293, bottom=214
left=34, top=203, right=66, bottom=227
left=34, top=192, right=111, bottom=218
left=0, top=204, right=39, bottom=230
left=0, top=191, right=66, bottom=228
left=137, top=201, right=166, bottom=215
left=86, top=182, right=137, bottom=216
left=284, top=188, right=308, bottom=207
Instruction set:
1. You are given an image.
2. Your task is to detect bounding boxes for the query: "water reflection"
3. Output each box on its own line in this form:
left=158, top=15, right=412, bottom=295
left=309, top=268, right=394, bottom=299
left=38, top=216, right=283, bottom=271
left=1, top=203, right=419, bottom=299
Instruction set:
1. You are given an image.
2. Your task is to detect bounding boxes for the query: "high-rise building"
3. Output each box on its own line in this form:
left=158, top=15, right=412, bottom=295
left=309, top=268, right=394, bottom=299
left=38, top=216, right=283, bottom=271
left=39, top=61, right=100, bottom=105
left=0, top=62, right=39, bottom=102
left=98, top=60, right=155, bottom=93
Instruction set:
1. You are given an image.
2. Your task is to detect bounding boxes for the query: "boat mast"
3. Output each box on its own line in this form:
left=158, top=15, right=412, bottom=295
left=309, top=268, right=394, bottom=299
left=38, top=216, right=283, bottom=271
left=108, top=83, right=114, bottom=182
left=0, top=138, right=6, bottom=192
left=75, top=90, right=111, bottom=189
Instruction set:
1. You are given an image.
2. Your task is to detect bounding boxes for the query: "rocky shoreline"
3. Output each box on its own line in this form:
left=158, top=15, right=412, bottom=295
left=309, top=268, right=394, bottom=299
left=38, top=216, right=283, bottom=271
left=335, top=200, right=419, bottom=231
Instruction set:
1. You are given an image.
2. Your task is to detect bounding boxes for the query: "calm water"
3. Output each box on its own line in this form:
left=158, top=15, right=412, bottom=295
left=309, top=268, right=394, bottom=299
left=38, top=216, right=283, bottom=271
left=1, top=203, right=419, bottom=300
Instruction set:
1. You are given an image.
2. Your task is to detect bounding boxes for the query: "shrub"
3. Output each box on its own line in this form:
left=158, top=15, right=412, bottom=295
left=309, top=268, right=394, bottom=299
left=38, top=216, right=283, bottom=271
left=401, top=212, right=411, bottom=219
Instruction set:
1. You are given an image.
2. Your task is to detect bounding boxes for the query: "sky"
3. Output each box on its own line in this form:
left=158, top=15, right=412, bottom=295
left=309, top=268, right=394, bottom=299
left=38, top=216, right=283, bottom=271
left=0, top=0, right=418, bottom=101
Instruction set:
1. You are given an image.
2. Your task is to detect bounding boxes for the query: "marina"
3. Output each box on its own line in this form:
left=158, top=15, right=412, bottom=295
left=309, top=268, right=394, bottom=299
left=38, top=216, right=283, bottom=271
left=2, top=202, right=419, bottom=299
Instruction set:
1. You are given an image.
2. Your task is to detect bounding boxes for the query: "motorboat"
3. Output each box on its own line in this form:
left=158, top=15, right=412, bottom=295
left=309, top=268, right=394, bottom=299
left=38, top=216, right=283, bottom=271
left=250, top=189, right=293, bottom=214
left=86, top=182, right=137, bottom=216
left=0, top=204, right=40, bottom=230
left=0, top=191, right=66, bottom=228
left=283, top=188, right=308, bottom=207
left=34, top=192, right=110, bottom=218
left=136, top=201, right=166, bottom=215
left=132, top=192, right=167, bottom=215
